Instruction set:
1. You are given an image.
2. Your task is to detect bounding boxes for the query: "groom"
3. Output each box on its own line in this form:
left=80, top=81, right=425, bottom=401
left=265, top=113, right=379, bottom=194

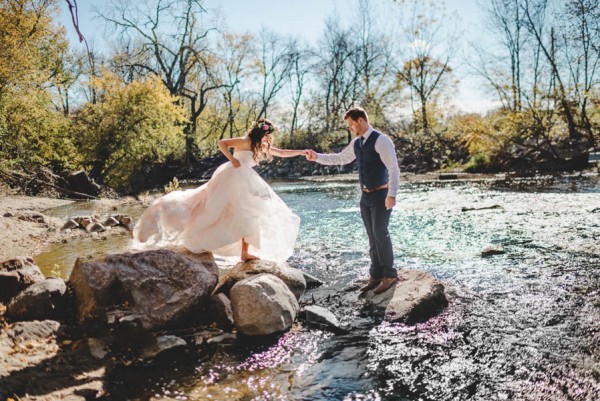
left=305, top=107, right=401, bottom=294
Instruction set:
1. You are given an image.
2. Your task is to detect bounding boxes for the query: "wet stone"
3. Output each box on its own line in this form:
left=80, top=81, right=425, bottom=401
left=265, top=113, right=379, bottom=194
left=481, top=245, right=506, bottom=257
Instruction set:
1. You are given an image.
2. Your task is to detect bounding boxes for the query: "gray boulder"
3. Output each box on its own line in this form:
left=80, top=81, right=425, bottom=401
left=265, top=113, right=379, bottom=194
left=68, top=249, right=218, bottom=330
left=0, top=257, right=45, bottom=303
left=208, top=293, right=234, bottom=331
left=302, top=305, right=341, bottom=331
left=7, top=277, right=68, bottom=321
left=230, top=273, right=299, bottom=336
left=213, top=259, right=306, bottom=299
left=364, top=269, right=448, bottom=323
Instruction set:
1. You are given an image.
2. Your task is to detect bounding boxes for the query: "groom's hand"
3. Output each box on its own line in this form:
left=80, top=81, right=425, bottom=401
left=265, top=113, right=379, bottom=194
left=385, top=196, right=396, bottom=210
left=304, top=149, right=317, bottom=161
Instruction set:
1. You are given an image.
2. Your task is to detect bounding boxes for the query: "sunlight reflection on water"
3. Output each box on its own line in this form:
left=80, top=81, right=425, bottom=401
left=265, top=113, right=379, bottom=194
left=35, top=175, right=600, bottom=400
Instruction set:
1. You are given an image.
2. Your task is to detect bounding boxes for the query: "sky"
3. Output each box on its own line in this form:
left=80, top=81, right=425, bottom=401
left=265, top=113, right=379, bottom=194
left=58, top=0, right=498, bottom=113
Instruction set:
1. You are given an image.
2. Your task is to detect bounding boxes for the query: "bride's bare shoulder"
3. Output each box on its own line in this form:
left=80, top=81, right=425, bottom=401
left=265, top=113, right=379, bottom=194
left=220, top=136, right=252, bottom=151
left=231, top=136, right=252, bottom=151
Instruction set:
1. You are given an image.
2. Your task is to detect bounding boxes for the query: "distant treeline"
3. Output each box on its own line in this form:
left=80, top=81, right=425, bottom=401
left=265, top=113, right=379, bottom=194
left=0, top=0, right=598, bottom=192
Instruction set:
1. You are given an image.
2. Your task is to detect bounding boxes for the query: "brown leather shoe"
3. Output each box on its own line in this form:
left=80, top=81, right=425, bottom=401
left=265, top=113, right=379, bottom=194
left=373, top=277, right=398, bottom=294
left=359, top=278, right=382, bottom=292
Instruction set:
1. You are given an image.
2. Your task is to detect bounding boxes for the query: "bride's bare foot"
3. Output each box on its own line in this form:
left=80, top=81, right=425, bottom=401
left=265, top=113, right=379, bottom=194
left=241, top=239, right=259, bottom=262
left=241, top=253, right=259, bottom=262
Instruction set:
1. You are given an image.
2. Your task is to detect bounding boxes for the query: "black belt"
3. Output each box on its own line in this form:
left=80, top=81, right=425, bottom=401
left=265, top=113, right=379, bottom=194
left=362, top=184, right=388, bottom=193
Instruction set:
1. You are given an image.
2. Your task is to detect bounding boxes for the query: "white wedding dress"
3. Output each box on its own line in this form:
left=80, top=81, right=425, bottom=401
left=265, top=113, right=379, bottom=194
left=132, top=150, right=300, bottom=262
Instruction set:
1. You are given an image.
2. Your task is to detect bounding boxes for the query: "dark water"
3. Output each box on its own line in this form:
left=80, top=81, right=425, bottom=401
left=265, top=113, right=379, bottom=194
left=36, top=174, right=600, bottom=400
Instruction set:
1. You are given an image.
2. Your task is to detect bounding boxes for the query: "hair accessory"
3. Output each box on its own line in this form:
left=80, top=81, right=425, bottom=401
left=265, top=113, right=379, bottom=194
left=255, top=120, right=273, bottom=132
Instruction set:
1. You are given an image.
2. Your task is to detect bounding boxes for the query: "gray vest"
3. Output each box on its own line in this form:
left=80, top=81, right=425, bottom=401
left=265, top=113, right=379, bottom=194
left=353, top=130, right=388, bottom=191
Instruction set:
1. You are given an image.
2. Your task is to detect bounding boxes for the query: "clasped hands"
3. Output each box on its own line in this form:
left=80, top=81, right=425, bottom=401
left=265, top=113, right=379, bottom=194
left=303, top=149, right=317, bottom=161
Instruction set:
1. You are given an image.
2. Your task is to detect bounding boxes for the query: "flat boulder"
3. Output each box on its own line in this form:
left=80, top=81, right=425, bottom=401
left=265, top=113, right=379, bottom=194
left=302, top=305, right=341, bottom=331
left=0, top=257, right=45, bottom=303
left=230, top=273, right=299, bottom=336
left=363, top=269, right=448, bottom=323
left=214, top=259, right=306, bottom=299
left=68, top=249, right=218, bottom=330
left=7, top=277, right=68, bottom=321
left=0, top=320, right=61, bottom=377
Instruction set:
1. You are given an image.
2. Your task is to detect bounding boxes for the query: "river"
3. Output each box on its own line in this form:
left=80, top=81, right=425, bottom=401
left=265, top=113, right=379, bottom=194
left=36, top=173, right=600, bottom=400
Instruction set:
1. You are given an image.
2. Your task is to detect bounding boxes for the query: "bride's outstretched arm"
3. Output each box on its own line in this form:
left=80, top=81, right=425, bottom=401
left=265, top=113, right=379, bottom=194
left=270, top=146, right=306, bottom=158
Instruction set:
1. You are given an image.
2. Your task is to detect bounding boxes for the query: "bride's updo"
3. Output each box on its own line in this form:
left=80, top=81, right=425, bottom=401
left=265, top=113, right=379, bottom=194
left=248, top=118, right=275, bottom=161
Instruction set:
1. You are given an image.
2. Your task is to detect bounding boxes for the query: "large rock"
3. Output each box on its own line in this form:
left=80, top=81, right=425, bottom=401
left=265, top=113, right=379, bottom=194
left=7, top=277, right=68, bottom=321
left=0, top=320, right=61, bottom=377
left=68, top=249, right=218, bottom=330
left=214, top=259, right=306, bottom=299
left=0, top=257, right=46, bottom=303
left=230, top=273, right=299, bottom=336
left=67, top=170, right=100, bottom=197
left=364, top=269, right=448, bottom=323
left=68, top=258, right=118, bottom=322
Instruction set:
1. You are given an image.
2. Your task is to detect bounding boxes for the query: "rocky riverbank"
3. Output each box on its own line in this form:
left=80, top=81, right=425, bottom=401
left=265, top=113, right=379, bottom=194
left=0, top=187, right=449, bottom=400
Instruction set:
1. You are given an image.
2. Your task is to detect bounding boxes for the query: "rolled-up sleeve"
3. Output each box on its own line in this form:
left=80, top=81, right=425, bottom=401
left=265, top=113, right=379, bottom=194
left=375, top=135, right=401, bottom=198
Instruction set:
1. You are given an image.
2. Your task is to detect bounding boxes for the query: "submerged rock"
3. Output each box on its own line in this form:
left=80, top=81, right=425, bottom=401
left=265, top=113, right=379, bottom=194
left=0, top=257, right=45, bottom=303
left=363, top=269, right=448, bottom=323
left=302, top=271, right=325, bottom=289
left=230, top=273, right=299, bottom=336
left=481, top=245, right=505, bottom=257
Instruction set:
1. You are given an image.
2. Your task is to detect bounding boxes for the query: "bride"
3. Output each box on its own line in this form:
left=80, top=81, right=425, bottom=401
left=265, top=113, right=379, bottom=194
left=132, top=118, right=305, bottom=262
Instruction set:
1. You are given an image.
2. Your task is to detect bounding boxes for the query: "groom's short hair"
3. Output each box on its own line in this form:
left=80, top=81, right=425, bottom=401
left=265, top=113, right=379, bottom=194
left=344, top=107, right=368, bottom=122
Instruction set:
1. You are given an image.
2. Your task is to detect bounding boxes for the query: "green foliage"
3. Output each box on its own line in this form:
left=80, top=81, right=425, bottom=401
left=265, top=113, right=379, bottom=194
left=0, top=88, right=77, bottom=171
left=72, top=72, right=186, bottom=190
left=464, top=153, right=491, bottom=172
left=0, top=0, right=78, bottom=173
left=164, top=177, right=180, bottom=193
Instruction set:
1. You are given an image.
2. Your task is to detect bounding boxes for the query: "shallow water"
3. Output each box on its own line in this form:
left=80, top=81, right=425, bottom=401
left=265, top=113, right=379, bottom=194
left=36, top=174, right=600, bottom=400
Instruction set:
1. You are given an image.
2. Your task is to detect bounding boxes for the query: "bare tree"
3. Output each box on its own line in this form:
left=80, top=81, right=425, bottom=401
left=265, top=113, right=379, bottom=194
left=254, top=29, right=294, bottom=120
left=478, top=0, right=527, bottom=111
left=101, top=0, right=229, bottom=163
left=215, top=32, right=253, bottom=139
left=350, top=0, right=394, bottom=117
left=521, top=0, right=581, bottom=140
left=395, top=0, right=458, bottom=134
left=287, top=39, right=312, bottom=136
left=561, top=0, right=600, bottom=146
left=315, top=14, right=360, bottom=137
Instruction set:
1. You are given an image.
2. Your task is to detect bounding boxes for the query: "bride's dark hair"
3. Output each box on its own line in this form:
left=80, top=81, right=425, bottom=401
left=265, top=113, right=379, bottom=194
left=247, top=118, right=275, bottom=161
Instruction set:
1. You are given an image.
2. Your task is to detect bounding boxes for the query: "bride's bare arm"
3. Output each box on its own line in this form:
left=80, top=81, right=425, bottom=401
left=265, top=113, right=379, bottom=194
left=218, top=137, right=248, bottom=167
left=270, top=147, right=306, bottom=158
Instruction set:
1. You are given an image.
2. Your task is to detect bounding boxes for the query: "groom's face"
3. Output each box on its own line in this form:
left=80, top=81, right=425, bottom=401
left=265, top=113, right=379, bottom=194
left=345, top=117, right=358, bottom=135
left=345, top=117, right=364, bottom=136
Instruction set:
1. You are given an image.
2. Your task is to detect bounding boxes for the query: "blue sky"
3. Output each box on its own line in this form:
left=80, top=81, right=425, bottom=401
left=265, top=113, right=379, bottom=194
left=59, top=0, right=496, bottom=113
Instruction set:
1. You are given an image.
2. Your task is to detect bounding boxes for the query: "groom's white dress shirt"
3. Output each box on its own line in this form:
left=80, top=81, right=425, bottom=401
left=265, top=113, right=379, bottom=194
left=314, top=126, right=401, bottom=198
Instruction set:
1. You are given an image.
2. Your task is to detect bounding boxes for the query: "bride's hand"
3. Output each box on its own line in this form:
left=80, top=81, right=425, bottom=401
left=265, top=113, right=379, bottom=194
left=231, top=158, right=241, bottom=168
